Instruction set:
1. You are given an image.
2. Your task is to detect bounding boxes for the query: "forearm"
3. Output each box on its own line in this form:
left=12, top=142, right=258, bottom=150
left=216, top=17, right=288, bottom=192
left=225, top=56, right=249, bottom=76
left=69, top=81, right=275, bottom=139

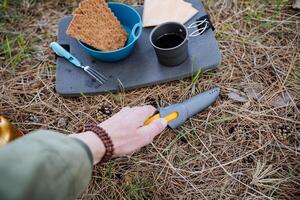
left=69, top=131, right=105, bottom=165
left=0, top=105, right=167, bottom=200
left=0, top=130, right=93, bottom=200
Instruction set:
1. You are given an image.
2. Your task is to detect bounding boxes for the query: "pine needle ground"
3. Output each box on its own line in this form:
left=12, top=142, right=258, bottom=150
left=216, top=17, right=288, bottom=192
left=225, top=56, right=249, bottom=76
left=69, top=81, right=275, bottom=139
left=0, top=0, right=299, bottom=199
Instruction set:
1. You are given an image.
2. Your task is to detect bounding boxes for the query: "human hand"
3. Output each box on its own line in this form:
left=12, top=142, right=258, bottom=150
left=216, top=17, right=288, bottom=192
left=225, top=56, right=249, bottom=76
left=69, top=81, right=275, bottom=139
left=99, top=106, right=168, bottom=157
left=70, top=106, right=167, bottom=164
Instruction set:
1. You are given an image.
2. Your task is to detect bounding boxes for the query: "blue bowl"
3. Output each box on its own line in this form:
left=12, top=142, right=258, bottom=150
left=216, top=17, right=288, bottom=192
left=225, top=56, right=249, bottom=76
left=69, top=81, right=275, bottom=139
left=78, top=2, right=142, bottom=62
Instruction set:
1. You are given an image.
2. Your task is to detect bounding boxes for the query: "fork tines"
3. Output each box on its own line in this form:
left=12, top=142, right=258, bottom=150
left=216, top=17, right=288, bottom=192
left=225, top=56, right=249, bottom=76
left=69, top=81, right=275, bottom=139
left=83, top=66, right=108, bottom=85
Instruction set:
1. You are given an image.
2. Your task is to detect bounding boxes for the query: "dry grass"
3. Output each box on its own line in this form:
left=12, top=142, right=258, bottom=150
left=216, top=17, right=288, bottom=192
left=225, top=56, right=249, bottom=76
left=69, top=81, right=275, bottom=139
left=0, top=0, right=299, bottom=199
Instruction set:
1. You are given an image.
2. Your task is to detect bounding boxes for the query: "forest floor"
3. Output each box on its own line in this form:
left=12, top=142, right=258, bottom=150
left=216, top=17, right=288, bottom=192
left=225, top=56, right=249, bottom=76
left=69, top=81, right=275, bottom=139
left=0, top=0, right=299, bottom=199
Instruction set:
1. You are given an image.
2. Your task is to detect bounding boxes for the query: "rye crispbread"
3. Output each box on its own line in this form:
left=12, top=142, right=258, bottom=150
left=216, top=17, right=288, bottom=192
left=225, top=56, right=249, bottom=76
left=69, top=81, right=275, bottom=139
left=67, top=0, right=128, bottom=51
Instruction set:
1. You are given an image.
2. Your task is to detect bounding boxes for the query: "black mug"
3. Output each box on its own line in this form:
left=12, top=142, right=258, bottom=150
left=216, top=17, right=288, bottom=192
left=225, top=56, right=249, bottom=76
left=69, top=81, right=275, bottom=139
left=150, top=22, right=189, bottom=66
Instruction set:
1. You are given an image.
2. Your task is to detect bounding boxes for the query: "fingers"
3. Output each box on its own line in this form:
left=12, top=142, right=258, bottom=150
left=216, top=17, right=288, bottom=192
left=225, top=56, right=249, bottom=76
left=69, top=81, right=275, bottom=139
left=131, top=105, right=157, bottom=126
left=138, top=118, right=168, bottom=145
left=111, top=105, right=157, bottom=128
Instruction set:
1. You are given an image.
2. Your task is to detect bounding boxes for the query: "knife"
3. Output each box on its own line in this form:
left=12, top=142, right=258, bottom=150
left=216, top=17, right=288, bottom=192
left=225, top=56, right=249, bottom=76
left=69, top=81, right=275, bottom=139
left=144, top=87, right=220, bottom=128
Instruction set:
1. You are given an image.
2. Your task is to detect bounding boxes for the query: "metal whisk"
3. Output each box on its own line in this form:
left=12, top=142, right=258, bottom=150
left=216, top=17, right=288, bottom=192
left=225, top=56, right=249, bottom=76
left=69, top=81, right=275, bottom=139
left=50, top=42, right=107, bottom=85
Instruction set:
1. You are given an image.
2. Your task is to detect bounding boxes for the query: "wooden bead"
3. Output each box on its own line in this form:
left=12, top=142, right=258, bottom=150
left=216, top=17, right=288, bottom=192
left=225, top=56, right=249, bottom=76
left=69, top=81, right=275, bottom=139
left=77, top=124, right=114, bottom=164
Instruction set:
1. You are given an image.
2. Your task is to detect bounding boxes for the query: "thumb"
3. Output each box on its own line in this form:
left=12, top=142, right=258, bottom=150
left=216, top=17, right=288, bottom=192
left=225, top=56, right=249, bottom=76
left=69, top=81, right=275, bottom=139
left=138, top=118, right=168, bottom=144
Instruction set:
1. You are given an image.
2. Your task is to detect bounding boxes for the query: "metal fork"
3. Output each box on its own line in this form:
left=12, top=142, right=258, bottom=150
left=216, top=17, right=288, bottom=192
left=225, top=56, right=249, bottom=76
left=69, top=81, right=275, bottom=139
left=50, top=42, right=107, bottom=85
left=82, top=65, right=108, bottom=84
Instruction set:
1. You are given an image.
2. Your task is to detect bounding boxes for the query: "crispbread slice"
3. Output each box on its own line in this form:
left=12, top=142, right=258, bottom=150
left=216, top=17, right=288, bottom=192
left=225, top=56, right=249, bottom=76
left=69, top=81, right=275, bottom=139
left=67, top=0, right=128, bottom=51
left=77, top=0, right=106, bottom=14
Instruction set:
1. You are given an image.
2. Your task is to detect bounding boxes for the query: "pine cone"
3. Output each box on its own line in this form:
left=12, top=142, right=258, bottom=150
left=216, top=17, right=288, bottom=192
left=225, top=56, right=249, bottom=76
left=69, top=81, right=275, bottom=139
left=274, top=124, right=291, bottom=141
left=236, top=126, right=250, bottom=140
left=96, top=104, right=114, bottom=122
left=97, top=113, right=110, bottom=122
left=99, top=104, right=113, bottom=116
left=229, top=125, right=250, bottom=141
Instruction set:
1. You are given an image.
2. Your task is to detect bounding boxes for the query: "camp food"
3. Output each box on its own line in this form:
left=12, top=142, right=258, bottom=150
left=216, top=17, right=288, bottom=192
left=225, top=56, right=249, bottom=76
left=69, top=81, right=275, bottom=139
left=66, top=0, right=128, bottom=51
left=77, top=2, right=143, bottom=62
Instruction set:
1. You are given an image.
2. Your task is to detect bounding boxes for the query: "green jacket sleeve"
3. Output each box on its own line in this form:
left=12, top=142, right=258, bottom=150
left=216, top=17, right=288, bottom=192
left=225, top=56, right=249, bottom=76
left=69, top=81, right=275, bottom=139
left=0, top=130, right=93, bottom=200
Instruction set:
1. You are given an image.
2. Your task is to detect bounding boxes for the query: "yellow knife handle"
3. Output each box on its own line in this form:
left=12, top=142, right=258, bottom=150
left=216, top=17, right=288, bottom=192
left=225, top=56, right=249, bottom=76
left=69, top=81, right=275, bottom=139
left=144, top=112, right=178, bottom=126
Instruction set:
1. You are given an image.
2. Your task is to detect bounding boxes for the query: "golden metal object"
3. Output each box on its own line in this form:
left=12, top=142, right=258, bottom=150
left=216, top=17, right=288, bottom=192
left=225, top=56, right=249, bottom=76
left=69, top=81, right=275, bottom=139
left=0, top=116, right=23, bottom=146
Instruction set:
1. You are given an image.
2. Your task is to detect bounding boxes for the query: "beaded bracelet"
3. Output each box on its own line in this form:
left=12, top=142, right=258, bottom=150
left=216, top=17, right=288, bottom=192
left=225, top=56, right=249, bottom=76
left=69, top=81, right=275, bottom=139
left=78, top=124, right=114, bottom=164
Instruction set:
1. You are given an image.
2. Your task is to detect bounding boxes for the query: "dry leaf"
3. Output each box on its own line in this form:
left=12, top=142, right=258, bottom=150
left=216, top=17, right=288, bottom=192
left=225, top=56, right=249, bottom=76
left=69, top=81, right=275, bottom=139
left=227, top=92, right=248, bottom=103
left=271, top=92, right=295, bottom=107
left=242, top=82, right=263, bottom=101
left=292, top=0, right=300, bottom=10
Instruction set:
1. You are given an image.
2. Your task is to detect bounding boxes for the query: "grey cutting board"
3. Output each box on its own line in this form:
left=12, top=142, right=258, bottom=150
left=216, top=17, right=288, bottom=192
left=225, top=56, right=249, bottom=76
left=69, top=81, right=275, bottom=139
left=55, top=0, right=221, bottom=96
